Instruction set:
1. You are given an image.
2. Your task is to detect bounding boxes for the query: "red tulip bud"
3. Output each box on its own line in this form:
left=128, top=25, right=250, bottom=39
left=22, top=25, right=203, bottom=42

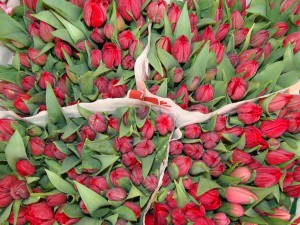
left=172, top=156, right=192, bottom=177
left=227, top=53, right=239, bottom=67
left=147, top=0, right=167, bottom=23
left=262, top=43, right=272, bottom=61
left=70, top=0, right=85, bottom=7
left=155, top=113, right=174, bottom=135
left=199, top=26, right=216, bottom=43
left=123, top=202, right=141, bottom=219
left=266, top=149, right=295, bottom=165
left=110, top=168, right=130, bottom=187
left=195, top=84, right=214, bottom=103
left=183, top=143, right=204, bottom=159
left=21, top=76, right=36, bottom=91
left=28, top=48, right=47, bottom=66
left=281, top=0, right=297, bottom=12
left=90, top=28, right=105, bottom=44
left=134, top=139, right=154, bottom=157
left=55, top=204, right=80, bottom=224
left=169, top=140, right=183, bottom=155
left=216, top=23, right=229, bottom=41
left=90, top=176, right=109, bottom=193
left=117, top=0, right=141, bottom=21
left=231, top=149, right=255, bottom=165
left=212, top=213, right=230, bottom=225
left=8, top=206, right=28, bottom=225
left=80, top=125, right=96, bottom=141
left=94, top=76, right=109, bottom=94
left=283, top=32, right=300, bottom=53
left=118, top=30, right=135, bottom=50
left=239, top=48, right=262, bottom=64
left=122, top=152, right=138, bottom=170
left=168, top=3, right=181, bottom=27
left=1, top=84, right=23, bottom=100
left=90, top=49, right=102, bottom=68
left=129, top=40, right=144, bottom=58
left=103, top=24, right=114, bottom=39
left=189, top=13, right=198, bottom=28
left=268, top=208, right=291, bottom=221
left=210, top=41, right=225, bottom=64
left=201, top=132, right=220, bottom=149
left=250, top=30, right=269, bottom=48
left=26, top=202, right=55, bottom=225
left=234, top=28, right=249, bottom=46
left=260, top=118, right=289, bottom=138
left=102, top=43, right=122, bottom=68
left=236, top=60, right=258, bottom=79
left=244, top=126, right=268, bottom=150
left=40, top=21, right=55, bottom=42
left=202, top=149, right=221, bottom=167
left=227, top=203, right=245, bottom=217
left=184, top=124, right=201, bottom=139
left=157, top=36, right=171, bottom=53
left=29, top=137, right=45, bottom=156
left=10, top=180, right=29, bottom=200
left=171, top=208, right=187, bottom=225
left=226, top=186, right=258, bottom=204
left=106, top=188, right=127, bottom=201
left=54, top=41, right=72, bottom=60
left=83, top=0, right=108, bottom=27
left=28, top=22, right=40, bottom=38
left=227, top=77, right=247, bottom=101
left=107, top=78, right=127, bottom=98
left=114, top=136, right=134, bottom=153
left=76, top=40, right=93, bottom=52
left=231, top=10, right=244, bottom=29
left=39, top=71, right=55, bottom=89
left=171, top=35, right=192, bottom=63
left=254, top=166, right=282, bottom=188
left=121, top=54, right=135, bottom=70
left=19, top=53, right=31, bottom=68
left=273, top=22, right=289, bottom=38
left=16, top=160, right=36, bottom=177
left=14, top=94, right=30, bottom=114
left=230, top=166, right=252, bottom=183
left=136, top=15, right=146, bottom=27
left=88, top=113, right=108, bottom=133
left=131, top=165, right=143, bottom=185
left=46, top=193, right=67, bottom=207
left=215, top=115, right=226, bottom=131
left=24, top=0, right=37, bottom=11
left=237, top=102, right=262, bottom=124
left=142, top=175, right=158, bottom=192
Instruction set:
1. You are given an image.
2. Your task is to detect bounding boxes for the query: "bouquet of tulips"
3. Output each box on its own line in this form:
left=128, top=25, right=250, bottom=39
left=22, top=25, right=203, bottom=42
left=146, top=93, right=300, bottom=225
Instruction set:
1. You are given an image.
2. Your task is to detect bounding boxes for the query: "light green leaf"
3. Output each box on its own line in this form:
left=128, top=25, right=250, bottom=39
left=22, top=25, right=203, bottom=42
left=174, top=3, right=192, bottom=42
left=112, top=206, right=137, bottom=221
left=60, top=155, right=80, bottom=174
left=157, top=47, right=180, bottom=71
left=45, top=169, right=76, bottom=194
left=141, top=153, right=156, bottom=179
left=75, top=181, right=109, bottom=215
left=5, top=131, right=28, bottom=171
left=32, top=11, right=63, bottom=29
left=92, top=155, right=119, bottom=173
left=0, top=203, right=12, bottom=224
left=63, top=203, right=84, bottom=218
left=197, top=176, right=222, bottom=196
left=174, top=179, right=190, bottom=208
left=155, top=79, right=168, bottom=98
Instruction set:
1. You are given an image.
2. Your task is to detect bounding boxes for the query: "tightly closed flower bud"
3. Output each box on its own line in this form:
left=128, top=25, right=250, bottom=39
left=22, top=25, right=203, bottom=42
left=16, top=160, right=35, bottom=177
left=134, top=139, right=154, bottom=157
left=202, top=149, right=221, bottom=167
left=227, top=203, right=245, bottom=217
left=283, top=171, right=294, bottom=188
left=166, top=190, right=177, bottom=208
left=20, top=53, right=31, bottom=68
left=183, top=203, right=205, bottom=222
left=122, top=152, right=138, bottom=170
left=117, top=0, right=141, bottom=21
left=215, top=115, right=226, bottom=131
left=54, top=41, right=72, bottom=60
left=55, top=204, right=81, bottom=224
left=189, top=13, right=198, bottom=28
left=88, top=113, right=107, bottom=133
left=281, top=0, right=297, bottom=12
left=231, top=149, right=255, bottom=165
left=118, top=30, right=135, bottom=50
left=155, top=114, right=174, bottom=135
left=90, top=176, right=109, bottom=193
left=273, top=22, right=289, bottom=38
left=142, top=175, right=158, bottom=192
left=262, top=43, right=272, bottom=61
left=284, top=184, right=300, bottom=197
left=124, top=202, right=141, bottom=219
left=106, top=188, right=127, bottom=201
left=1, top=84, right=23, bottom=100
left=268, top=208, right=291, bottom=221
left=83, top=0, right=108, bottom=27
left=40, top=21, right=55, bottom=42
left=94, top=76, right=109, bottom=94
left=130, top=165, right=143, bottom=185
left=28, top=48, right=47, bottom=66
left=212, top=213, right=230, bottom=225
left=147, top=0, right=167, bottom=23
left=216, top=24, right=229, bottom=41
left=169, top=140, right=183, bottom=155
left=195, top=84, right=214, bottom=103
left=210, top=41, right=225, bottom=64
left=107, top=78, right=127, bottom=98
left=227, top=77, right=247, bottom=101
left=129, top=40, right=144, bottom=58
left=227, top=52, right=239, bottom=67
left=157, top=36, right=171, bottom=53
left=234, top=28, right=249, bottom=46
left=171, top=35, right=192, bottom=63
left=153, top=203, right=170, bottom=224
left=0, top=175, right=18, bottom=208
left=173, top=68, right=183, bottom=83
left=90, top=28, right=105, bottom=44
left=266, top=149, right=295, bottom=165
left=14, top=94, right=30, bottom=114
left=201, top=132, right=220, bottom=149
left=28, top=22, right=40, bottom=38
left=76, top=40, right=93, bottom=52
left=266, top=94, right=292, bottom=112
left=239, top=48, right=262, bottom=64
left=171, top=208, right=187, bottom=225
left=183, top=143, right=204, bottom=159
left=244, top=126, right=268, bottom=150
left=121, top=54, right=135, bottom=70
left=254, top=166, right=282, bottom=187
left=103, top=24, right=114, bottom=39
left=219, top=126, right=243, bottom=138
left=199, top=26, right=216, bottom=43
left=8, top=206, right=28, bottom=225
left=237, top=103, right=262, bottom=124
left=230, top=166, right=252, bottom=183
left=90, top=49, right=102, bottom=68
left=102, top=43, right=122, bottom=68
left=26, top=202, right=55, bottom=225
left=236, top=60, right=259, bottom=79
left=0, top=118, right=17, bottom=136
left=210, top=162, right=225, bottom=177
left=10, top=180, right=29, bottom=200
left=70, top=0, right=85, bottom=7
left=168, top=3, right=181, bottom=26
left=231, top=10, right=244, bottom=29
left=184, top=124, right=201, bottom=139
left=24, top=0, right=37, bottom=11
left=114, top=136, right=133, bottom=153
left=260, top=118, right=289, bottom=138
left=188, top=76, right=200, bottom=91
left=226, top=186, right=258, bottom=204
left=136, top=15, right=146, bottom=27
left=46, top=193, right=67, bottom=207
left=176, top=84, right=189, bottom=109
left=172, top=156, right=193, bottom=177
left=110, top=168, right=130, bottom=187
left=139, top=119, right=154, bottom=139
left=39, top=71, right=55, bottom=89
left=283, top=32, right=300, bottom=53
left=250, top=30, right=269, bottom=48
left=80, top=125, right=96, bottom=141
left=21, top=76, right=36, bottom=91
left=29, top=137, right=45, bottom=156
left=284, top=111, right=300, bottom=133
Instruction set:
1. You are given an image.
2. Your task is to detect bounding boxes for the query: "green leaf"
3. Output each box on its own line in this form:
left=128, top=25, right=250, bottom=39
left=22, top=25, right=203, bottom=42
left=74, top=217, right=103, bottom=225
left=277, top=70, right=300, bottom=89
left=60, top=155, right=80, bottom=174
left=197, top=176, right=222, bottom=196
left=92, top=155, right=119, bottom=173
left=52, top=29, right=74, bottom=45
left=5, top=131, right=28, bottom=171
left=42, top=0, right=82, bottom=21
left=78, top=104, right=93, bottom=120
left=46, top=84, right=67, bottom=128
left=32, top=11, right=63, bottom=29
left=163, top=11, right=174, bottom=42
left=45, top=169, right=76, bottom=194
left=174, top=179, right=190, bottom=208
left=62, top=119, right=84, bottom=139
left=126, top=184, right=144, bottom=200
left=216, top=54, right=235, bottom=81
left=174, top=3, right=192, bottom=42
left=252, top=61, right=284, bottom=94
left=0, top=203, right=12, bottom=224
left=63, top=203, right=84, bottom=218
left=0, top=67, right=18, bottom=84
left=86, top=139, right=117, bottom=155
left=13, top=200, right=21, bottom=225
left=78, top=72, right=95, bottom=96
left=112, top=206, right=137, bottom=221
left=155, top=79, right=168, bottom=98
left=241, top=23, right=255, bottom=52
left=157, top=47, right=180, bottom=71
left=141, top=153, right=156, bottom=179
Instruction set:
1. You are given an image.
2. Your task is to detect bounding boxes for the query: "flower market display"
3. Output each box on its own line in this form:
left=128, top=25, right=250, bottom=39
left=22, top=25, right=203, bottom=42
left=0, top=0, right=299, bottom=224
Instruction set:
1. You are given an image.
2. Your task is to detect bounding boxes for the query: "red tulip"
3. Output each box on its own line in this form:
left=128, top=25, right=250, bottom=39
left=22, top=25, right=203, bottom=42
left=169, top=140, right=184, bottom=155
left=230, top=166, right=252, bottom=183
left=46, top=193, right=67, bottom=207
left=273, top=22, right=289, bottom=38
left=171, top=208, right=187, bottom=225
left=90, top=28, right=105, bottom=44
left=283, top=32, right=300, bottom=53
left=24, top=0, right=37, bottom=11
left=123, top=202, right=141, bottom=219
left=134, top=139, right=154, bottom=157
left=172, top=156, right=192, bottom=177
left=226, top=186, right=258, bottom=204
left=122, top=152, right=138, bottom=170
left=234, top=28, right=249, bottom=46
left=157, top=36, right=171, bottom=53
left=28, top=48, right=47, bottom=66
left=212, top=213, right=230, bottom=225
left=236, top=60, right=259, bottom=79
left=147, top=0, right=167, bottom=23
left=28, top=22, right=40, bottom=38
left=155, top=114, right=174, bottom=135
left=40, top=21, right=55, bottom=42
left=130, top=165, right=143, bottom=185
left=199, top=26, right=216, bottom=43
left=231, top=10, right=244, bottom=29
left=16, top=160, right=36, bottom=177
left=250, top=30, right=269, bottom=48
left=260, top=118, right=289, bottom=138
left=266, top=149, right=295, bottom=165
left=106, top=188, right=127, bottom=201
left=54, top=41, right=72, bottom=60
left=202, top=149, right=221, bottom=167
left=210, top=41, right=225, bottom=64
left=237, top=102, right=262, bottom=124
left=231, top=149, right=255, bottom=165
left=171, top=35, right=192, bottom=63
left=117, top=0, right=141, bottom=21
left=139, top=119, right=154, bottom=139
left=39, top=71, right=55, bottom=89
left=83, top=0, right=108, bottom=27
left=110, top=168, right=130, bottom=187
left=176, top=84, right=189, bottom=109
left=107, top=78, right=128, bottom=98
left=142, top=175, right=158, bottom=192
left=114, top=136, right=134, bottom=153
left=90, top=176, right=109, bottom=193
left=183, top=143, right=204, bottom=159
left=55, top=204, right=80, bottom=224
left=88, top=113, right=108, bottom=133
left=195, top=84, right=214, bottom=103
left=254, top=166, right=282, bottom=187
left=102, top=43, right=122, bottom=68
left=8, top=206, right=28, bottom=225
left=10, top=180, right=29, bottom=200
left=183, top=203, right=205, bottom=222
left=216, top=24, right=229, bottom=41
left=244, top=126, right=268, bottom=150
left=239, top=48, right=262, bottom=64
left=26, top=202, right=55, bottom=225
left=184, top=124, right=201, bottom=139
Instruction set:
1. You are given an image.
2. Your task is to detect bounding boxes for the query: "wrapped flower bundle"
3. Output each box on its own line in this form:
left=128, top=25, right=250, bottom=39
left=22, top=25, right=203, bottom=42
left=144, top=0, right=300, bottom=113
left=0, top=0, right=151, bottom=115
left=146, top=93, right=300, bottom=224
left=0, top=85, right=175, bottom=224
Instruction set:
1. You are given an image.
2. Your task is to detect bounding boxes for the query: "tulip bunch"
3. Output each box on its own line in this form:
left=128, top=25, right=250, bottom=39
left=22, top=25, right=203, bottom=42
left=145, top=93, right=300, bottom=225
left=0, top=0, right=152, bottom=116
left=0, top=85, right=175, bottom=224
left=145, top=0, right=300, bottom=113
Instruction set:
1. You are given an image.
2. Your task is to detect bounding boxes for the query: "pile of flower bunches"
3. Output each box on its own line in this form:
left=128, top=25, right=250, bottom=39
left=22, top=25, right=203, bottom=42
left=0, top=92, right=175, bottom=225
left=146, top=93, right=300, bottom=225
left=144, top=0, right=300, bottom=113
